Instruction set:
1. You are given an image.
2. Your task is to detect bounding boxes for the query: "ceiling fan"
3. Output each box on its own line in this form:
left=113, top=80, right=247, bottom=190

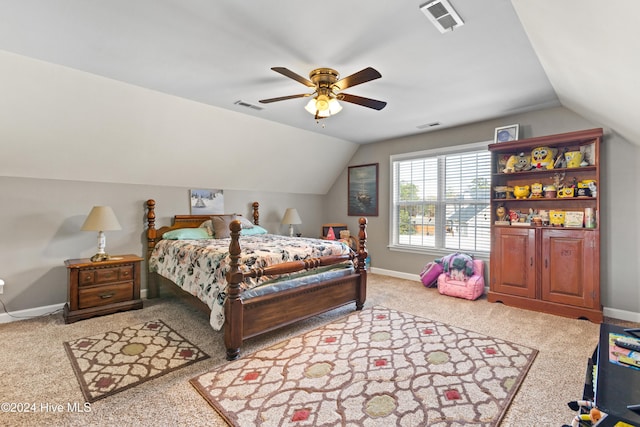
left=259, top=67, right=387, bottom=119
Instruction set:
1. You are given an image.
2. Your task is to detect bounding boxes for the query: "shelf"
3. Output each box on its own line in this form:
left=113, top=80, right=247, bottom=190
left=492, top=165, right=596, bottom=178
left=492, top=197, right=596, bottom=202
left=493, top=224, right=598, bottom=231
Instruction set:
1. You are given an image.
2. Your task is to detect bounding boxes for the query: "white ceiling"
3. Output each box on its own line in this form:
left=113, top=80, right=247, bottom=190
left=0, top=0, right=637, bottom=145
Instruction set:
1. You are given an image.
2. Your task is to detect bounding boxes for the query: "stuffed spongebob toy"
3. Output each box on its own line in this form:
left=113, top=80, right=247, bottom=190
left=549, top=210, right=565, bottom=227
left=531, top=146, right=557, bottom=170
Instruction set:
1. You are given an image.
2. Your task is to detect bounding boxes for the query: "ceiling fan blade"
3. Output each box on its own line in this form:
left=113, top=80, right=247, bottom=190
left=271, top=67, right=315, bottom=88
left=259, top=93, right=311, bottom=104
left=334, top=67, right=382, bottom=91
left=339, top=93, right=387, bottom=110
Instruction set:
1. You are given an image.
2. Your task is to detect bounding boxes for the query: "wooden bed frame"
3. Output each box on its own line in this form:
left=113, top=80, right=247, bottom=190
left=145, top=199, right=368, bottom=360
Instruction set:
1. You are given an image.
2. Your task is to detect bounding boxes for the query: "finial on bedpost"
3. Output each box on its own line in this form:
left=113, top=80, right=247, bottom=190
left=225, top=219, right=243, bottom=361
left=252, top=201, right=260, bottom=225
left=357, top=217, right=368, bottom=272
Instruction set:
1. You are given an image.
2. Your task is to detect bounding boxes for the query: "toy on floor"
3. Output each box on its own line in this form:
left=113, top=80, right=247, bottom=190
left=562, top=400, right=603, bottom=427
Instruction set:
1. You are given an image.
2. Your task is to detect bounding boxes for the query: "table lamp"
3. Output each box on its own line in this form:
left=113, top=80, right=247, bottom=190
left=281, top=208, right=302, bottom=237
left=81, top=206, right=122, bottom=262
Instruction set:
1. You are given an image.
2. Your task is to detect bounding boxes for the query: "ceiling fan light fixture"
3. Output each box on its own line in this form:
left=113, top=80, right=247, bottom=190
left=315, top=94, right=331, bottom=111
left=304, top=95, right=342, bottom=117
left=328, top=97, right=342, bottom=115
left=262, top=66, right=385, bottom=118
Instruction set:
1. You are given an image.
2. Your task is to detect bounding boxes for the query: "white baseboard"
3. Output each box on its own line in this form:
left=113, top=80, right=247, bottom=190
left=370, top=267, right=420, bottom=281
left=370, top=267, right=640, bottom=323
left=0, top=302, right=66, bottom=324
left=0, top=289, right=149, bottom=324
left=603, top=307, right=640, bottom=323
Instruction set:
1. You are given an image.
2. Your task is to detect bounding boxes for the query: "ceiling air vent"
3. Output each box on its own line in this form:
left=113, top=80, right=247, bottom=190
left=234, top=100, right=264, bottom=111
left=419, top=0, right=464, bottom=33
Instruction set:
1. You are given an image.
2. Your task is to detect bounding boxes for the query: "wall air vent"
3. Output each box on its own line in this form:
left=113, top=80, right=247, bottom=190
left=419, top=0, right=464, bottom=34
left=234, top=100, right=264, bottom=111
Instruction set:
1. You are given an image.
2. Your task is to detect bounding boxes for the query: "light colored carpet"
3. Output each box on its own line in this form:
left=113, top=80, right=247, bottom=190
left=0, top=274, right=626, bottom=426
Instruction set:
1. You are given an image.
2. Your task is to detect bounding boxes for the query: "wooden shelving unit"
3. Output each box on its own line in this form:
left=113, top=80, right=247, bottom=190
left=487, top=128, right=603, bottom=322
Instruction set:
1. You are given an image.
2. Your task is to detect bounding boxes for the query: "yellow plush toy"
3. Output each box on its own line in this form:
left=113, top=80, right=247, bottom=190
left=531, top=146, right=557, bottom=170
left=549, top=210, right=565, bottom=227
left=513, top=185, right=530, bottom=199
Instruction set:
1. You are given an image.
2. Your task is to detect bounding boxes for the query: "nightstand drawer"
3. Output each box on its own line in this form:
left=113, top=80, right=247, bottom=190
left=79, top=265, right=134, bottom=286
left=78, top=282, right=134, bottom=309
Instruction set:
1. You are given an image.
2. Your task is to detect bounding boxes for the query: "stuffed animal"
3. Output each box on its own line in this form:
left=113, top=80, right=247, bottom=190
left=562, top=400, right=602, bottom=427
left=513, top=152, right=533, bottom=172
left=513, top=185, right=530, bottom=199
left=503, top=154, right=518, bottom=173
left=503, top=152, right=532, bottom=173
left=530, top=182, right=543, bottom=198
left=531, top=146, right=557, bottom=170
left=550, top=210, right=565, bottom=227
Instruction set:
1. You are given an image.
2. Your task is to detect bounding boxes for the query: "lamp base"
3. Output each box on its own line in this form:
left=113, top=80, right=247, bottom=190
left=90, top=253, right=111, bottom=262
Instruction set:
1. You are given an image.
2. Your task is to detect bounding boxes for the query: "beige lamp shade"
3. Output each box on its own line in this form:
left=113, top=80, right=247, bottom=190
left=281, top=208, right=302, bottom=237
left=81, top=206, right=121, bottom=262
left=281, top=208, right=302, bottom=225
left=81, top=206, right=122, bottom=231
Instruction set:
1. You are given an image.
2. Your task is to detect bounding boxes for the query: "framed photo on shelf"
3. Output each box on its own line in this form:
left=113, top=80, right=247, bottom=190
left=348, top=163, right=378, bottom=216
left=494, top=124, right=520, bottom=143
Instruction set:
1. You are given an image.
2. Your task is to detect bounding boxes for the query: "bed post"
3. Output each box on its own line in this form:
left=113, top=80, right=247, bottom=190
left=252, top=201, right=259, bottom=225
left=146, top=199, right=160, bottom=299
left=356, top=217, right=368, bottom=310
left=224, top=219, right=244, bottom=361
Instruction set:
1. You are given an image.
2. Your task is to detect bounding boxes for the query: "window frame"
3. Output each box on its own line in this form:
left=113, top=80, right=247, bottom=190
left=388, top=140, right=491, bottom=258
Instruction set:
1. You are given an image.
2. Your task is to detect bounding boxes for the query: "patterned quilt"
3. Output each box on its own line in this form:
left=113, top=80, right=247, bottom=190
left=149, top=235, right=353, bottom=330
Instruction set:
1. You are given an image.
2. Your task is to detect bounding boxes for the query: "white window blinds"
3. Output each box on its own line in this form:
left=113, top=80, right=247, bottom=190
left=391, top=143, right=491, bottom=254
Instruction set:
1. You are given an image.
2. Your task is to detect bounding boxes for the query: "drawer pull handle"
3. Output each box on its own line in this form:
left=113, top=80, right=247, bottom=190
left=100, top=292, right=116, bottom=299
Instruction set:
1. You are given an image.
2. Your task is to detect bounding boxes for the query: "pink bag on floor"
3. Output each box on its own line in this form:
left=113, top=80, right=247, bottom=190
left=420, top=261, right=443, bottom=288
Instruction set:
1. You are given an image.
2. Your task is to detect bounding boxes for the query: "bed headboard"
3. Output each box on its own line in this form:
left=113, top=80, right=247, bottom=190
left=145, top=199, right=260, bottom=259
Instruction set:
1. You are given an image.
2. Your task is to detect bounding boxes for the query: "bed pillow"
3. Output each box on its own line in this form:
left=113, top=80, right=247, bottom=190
left=211, top=215, right=234, bottom=238
left=235, top=215, right=255, bottom=229
left=198, top=219, right=213, bottom=237
left=163, top=228, right=211, bottom=240
left=240, top=225, right=268, bottom=236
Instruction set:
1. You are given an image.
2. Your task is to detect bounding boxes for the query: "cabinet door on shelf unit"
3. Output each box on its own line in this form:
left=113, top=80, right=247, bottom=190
left=491, top=227, right=536, bottom=298
left=540, top=229, right=598, bottom=308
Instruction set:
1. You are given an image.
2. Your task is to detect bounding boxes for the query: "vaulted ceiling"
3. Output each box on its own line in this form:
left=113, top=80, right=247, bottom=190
left=0, top=0, right=638, bottom=145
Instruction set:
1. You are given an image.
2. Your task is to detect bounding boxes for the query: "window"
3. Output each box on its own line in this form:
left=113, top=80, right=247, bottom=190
left=390, top=141, right=491, bottom=255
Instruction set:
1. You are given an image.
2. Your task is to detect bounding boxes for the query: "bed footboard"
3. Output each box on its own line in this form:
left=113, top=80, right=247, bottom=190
left=224, top=218, right=368, bottom=361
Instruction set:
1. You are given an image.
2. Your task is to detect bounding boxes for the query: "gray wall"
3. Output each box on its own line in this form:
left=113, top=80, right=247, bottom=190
left=1, top=108, right=638, bottom=320
left=325, top=106, right=640, bottom=319
left=0, top=177, right=325, bottom=312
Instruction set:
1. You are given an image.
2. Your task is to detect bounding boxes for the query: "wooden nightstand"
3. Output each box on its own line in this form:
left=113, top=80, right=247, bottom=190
left=63, top=254, right=143, bottom=323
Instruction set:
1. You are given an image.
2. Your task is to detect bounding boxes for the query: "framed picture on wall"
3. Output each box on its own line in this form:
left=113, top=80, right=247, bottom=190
left=348, top=163, right=379, bottom=216
left=190, top=189, right=224, bottom=214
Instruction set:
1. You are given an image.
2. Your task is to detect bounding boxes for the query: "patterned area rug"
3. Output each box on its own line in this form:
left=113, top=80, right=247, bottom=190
left=190, top=307, right=537, bottom=426
left=64, top=319, right=209, bottom=402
